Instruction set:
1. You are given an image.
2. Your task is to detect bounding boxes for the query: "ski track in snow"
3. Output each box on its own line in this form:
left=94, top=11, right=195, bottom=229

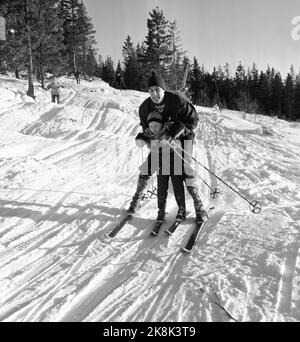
left=0, top=75, right=300, bottom=322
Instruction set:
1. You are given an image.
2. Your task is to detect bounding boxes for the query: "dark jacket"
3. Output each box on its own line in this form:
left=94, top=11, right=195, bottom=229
left=136, top=122, right=184, bottom=176
left=139, top=91, right=199, bottom=140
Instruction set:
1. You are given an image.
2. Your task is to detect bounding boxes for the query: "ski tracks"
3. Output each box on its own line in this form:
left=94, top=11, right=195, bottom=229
left=274, top=238, right=300, bottom=321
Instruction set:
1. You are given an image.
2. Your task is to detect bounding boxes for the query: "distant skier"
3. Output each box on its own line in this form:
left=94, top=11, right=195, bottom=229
left=47, top=77, right=64, bottom=104
left=74, top=70, right=81, bottom=84
left=130, top=111, right=186, bottom=221
left=116, top=73, right=122, bottom=89
left=127, top=71, right=207, bottom=223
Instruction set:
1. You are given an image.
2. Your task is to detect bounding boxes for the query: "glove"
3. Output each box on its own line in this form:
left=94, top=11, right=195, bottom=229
left=135, top=139, right=146, bottom=148
left=159, top=133, right=173, bottom=146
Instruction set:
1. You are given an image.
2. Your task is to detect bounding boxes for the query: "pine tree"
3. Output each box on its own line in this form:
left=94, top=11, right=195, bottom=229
left=167, top=20, right=186, bottom=90
left=85, top=45, right=98, bottom=76
left=136, top=42, right=148, bottom=90
left=283, top=73, right=295, bottom=120
left=222, top=62, right=234, bottom=109
left=293, top=72, right=300, bottom=121
left=234, top=62, right=251, bottom=112
left=31, top=0, right=66, bottom=88
left=122, top=35, right=140, bottom=90
left=190, top=58, right=208, bottom=106
left=181, top=56, right=190, bottom=91
left=94, top=54, right=103, bottom=78
left=58, top=0, right=96, bottom=74
left=101, top=56, right=115, bottom=85
left=76, top=1, right=96, bottom=76
left=234, top=62, right=247, bottom=91
left=257, top=71, right=272, bottom=115
left=0, top=0, right=28, bottom=77
left=271, top=72, right=283, bottom=117
left=141, top=7, right=172, bottom=79
left=248, top=63, right=259, bottom=101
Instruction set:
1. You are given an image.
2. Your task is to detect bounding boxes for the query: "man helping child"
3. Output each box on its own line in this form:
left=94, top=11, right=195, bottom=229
left=127, top=71, right=208, bottom=224
left=129, top=111, right=186, bottom=222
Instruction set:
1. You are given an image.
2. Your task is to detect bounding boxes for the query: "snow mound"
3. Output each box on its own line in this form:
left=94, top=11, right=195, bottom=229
left=0, top=157, right=63, bottom=189
left=221, top=112, right=263, bottom=134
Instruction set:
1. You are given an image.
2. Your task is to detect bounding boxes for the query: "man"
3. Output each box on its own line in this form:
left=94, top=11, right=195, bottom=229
left=127, top=71, right=207, bottom=223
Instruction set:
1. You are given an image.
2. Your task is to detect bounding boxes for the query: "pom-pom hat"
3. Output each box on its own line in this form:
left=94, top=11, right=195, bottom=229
left=148, top=71, right=166, bottom=90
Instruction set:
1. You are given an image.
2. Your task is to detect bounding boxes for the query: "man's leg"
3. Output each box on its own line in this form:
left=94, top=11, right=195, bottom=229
left=127, top=174, right=150, bottom=213
left=127, top=152, right=157, bottom=213
left=181, top=137, right=208, bottom=222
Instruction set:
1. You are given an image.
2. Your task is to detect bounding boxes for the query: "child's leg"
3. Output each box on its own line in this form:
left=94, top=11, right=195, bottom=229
left=171, top=175, right=186, bottom=210
left=156, top=175, right=169, bottom=220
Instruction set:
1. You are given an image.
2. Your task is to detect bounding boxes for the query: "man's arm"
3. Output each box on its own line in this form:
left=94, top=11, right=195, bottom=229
left=176, top=98, right=199, bottom=131
left=138, top=99, right=150, bottom=131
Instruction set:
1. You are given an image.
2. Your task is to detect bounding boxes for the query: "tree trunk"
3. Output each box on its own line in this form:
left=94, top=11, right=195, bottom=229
left=40, top=64, right=44, bottom=89
left=26, top=0, right=35, bottom=99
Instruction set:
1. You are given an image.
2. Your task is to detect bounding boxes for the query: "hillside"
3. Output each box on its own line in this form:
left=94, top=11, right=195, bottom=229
left=0, top=75, right=300, bottom=322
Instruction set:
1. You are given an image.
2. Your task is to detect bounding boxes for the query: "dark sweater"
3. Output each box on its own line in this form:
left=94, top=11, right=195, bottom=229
left=138, top=91, right=199, bottom=139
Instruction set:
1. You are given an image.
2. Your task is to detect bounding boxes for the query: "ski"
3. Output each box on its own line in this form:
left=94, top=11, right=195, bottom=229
left=181, top=220, right=207, bottom=253
left=165, top=211, right=189, bottom=236
left=106, top=214, right=133, bottom=238
left=150, top=221, right=164, bottom=236
left=165, top=220, right=182, bottom=236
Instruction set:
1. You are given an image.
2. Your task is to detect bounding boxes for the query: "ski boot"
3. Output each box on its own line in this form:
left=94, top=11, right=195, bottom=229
left=127, top=174, right=150, bottom=214
left=175, top=207, right=187, bottom=222
left=195, top=208, right=208, bottom=223
left=156, top=209, right=166, bottom=222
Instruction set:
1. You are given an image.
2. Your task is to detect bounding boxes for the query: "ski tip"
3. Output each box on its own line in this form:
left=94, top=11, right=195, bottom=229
left=195, top=219, right=207, bottom=225
left=165, top=230, right=172, bottom=236
left=150, top=231, right=158, bottom=237
left=181, top=247, right=192, bottom=254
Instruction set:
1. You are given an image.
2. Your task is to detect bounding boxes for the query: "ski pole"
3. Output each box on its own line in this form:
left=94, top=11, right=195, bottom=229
left=169, top=141, right=262, bottom=214
left=169, top=143, right=220, bottom=199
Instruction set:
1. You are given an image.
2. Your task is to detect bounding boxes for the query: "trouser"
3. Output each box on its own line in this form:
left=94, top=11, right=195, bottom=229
left=157, top=175, right=185, bottom=211
left=51, top=94, right=60, bottom=104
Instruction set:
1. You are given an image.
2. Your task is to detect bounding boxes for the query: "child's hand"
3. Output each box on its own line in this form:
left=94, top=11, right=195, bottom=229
left=159, top=133, right=172, bottom=145
left=151, top=140, right=159, bottom=148
left=135, top=139, right=146, bottom=148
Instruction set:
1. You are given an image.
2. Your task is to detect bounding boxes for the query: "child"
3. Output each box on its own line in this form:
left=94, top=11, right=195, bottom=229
left=127, top=111, right=186, bottom=222
left=47, top=77, right=64, bottom=104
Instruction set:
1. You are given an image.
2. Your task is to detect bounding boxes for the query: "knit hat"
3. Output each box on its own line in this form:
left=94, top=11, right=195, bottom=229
left=147, top=111, right=163, bottom=124
left=148, top=71, right=166, bottom=90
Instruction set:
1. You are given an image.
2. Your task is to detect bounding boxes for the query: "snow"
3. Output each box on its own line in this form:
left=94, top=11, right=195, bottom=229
left=0, top=74, right=300, bottom=322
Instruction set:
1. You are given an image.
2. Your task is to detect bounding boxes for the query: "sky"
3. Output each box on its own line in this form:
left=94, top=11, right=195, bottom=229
left=83, top=0, right=300, bottom=77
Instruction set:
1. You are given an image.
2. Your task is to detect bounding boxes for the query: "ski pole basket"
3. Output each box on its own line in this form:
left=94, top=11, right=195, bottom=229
left=249, top=200, right=262, bottom=214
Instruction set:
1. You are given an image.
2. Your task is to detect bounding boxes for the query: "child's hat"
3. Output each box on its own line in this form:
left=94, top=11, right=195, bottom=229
left=148, top=111, right=163, bottom=124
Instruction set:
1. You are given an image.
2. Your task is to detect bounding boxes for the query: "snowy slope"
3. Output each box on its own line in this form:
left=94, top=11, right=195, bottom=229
left=0, top=75, right=299, bottom=322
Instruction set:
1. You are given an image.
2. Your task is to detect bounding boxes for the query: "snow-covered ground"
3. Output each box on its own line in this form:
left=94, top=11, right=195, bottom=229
left=0, top=74, right=299, bottom=322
